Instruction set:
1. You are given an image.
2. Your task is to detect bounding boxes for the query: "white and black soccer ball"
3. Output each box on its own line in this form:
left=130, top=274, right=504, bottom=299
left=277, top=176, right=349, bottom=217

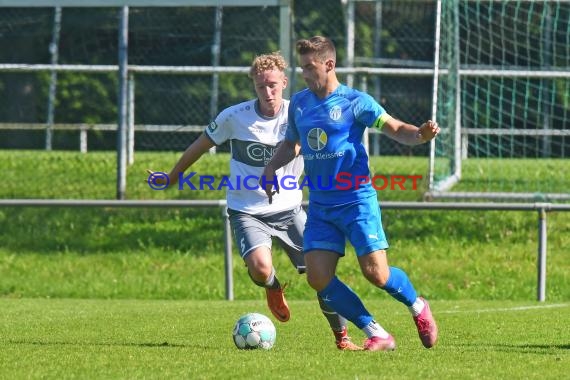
left=232, top=313, right=276, bottom=350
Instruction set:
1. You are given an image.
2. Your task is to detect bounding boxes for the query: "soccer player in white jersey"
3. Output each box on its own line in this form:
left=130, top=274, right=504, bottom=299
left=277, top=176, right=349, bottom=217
left=262, top=36, right=440, bottom=351
left=148, top=52, right=360, bottom=350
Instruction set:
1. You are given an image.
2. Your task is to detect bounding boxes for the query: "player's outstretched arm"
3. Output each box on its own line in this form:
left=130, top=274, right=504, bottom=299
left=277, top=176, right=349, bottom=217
left=260, top=139, right=300, bottom=204
left=147, top=133, right=215, bottom=188
left=381, top=117, right=440, bottom=146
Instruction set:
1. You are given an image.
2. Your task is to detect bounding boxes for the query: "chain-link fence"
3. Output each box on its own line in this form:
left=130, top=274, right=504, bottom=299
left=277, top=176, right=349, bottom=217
left=1, top=1, right=437, bottom=151
left=1, top=1, right=445, bottom=200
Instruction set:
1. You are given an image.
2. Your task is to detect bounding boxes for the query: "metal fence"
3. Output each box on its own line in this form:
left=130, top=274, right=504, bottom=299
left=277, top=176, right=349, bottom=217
left=1, top=0, right=569, bottom=303
left=0, top=0, right=436, bottom=151
left=2, top=198, right=568, bottom=302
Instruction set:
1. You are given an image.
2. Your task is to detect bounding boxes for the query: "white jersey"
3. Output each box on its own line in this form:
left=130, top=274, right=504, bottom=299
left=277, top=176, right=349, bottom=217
left=205, top=99, right=303, bottom=215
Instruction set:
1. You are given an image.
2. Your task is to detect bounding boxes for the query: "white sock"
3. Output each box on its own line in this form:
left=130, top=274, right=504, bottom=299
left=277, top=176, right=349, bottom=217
left=408, top=298, right=425, bottom=317
left=362, top=320, right=390, bottom=339
left=264, top=267, right=276, bottom=287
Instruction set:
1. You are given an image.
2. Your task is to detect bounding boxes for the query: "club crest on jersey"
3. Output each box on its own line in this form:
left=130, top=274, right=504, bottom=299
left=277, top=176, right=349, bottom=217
left=207, top=121, right=219, bottom=133
left=279, top=123, right=288, bottom=136
left=329, top=105, right=342, bottom=121
left=307, top=128, right=328, bottom=151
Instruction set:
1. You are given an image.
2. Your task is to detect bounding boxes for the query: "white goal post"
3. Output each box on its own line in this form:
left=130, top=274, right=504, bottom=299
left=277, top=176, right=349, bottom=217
left=427, top=0, right=570, bottom=202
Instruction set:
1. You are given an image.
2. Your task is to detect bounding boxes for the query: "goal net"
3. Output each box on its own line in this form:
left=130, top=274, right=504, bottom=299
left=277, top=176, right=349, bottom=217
left=428, top=0, right=570, bottom=202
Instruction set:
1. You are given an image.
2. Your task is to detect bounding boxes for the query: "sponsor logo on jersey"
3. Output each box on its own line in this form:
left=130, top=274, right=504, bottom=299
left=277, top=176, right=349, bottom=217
left=230, top=140, right=279, bottom=167
left=307, top=128, right=328, bottom=151
left=246, top=142, right=277, bottom=166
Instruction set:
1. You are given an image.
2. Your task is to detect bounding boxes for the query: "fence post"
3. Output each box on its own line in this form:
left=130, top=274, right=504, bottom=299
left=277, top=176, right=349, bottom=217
left=537, top=207, right=547, bottom=301
left=80, top=125, right=87, bottom=153
left=116, top=6, right=129, bottom=200
left=46, top=6, right=62, bottom=151
left=127, top=73, right=135, bottom=165
left=222, top=206, right=234, bottom=301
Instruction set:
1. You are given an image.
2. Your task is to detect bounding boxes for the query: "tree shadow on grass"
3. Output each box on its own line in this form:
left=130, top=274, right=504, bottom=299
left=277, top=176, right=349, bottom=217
left=453, top=342, right=570, bottom=354
left=7, top=339, right=217, bottom=350
left=0, top=207, right=225, bottom=256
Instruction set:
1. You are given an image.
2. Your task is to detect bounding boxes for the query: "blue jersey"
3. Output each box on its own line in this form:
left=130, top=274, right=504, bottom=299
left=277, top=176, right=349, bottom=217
left=286, top=84, right=387, bottom=205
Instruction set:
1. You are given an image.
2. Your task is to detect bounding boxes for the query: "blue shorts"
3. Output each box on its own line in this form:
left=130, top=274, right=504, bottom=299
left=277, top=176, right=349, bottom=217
left=304, top=195, right=389, bottom=256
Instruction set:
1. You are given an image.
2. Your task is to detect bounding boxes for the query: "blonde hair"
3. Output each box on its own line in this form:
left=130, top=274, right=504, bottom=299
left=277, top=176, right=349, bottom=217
left=249, top=52, right=288, bottom=78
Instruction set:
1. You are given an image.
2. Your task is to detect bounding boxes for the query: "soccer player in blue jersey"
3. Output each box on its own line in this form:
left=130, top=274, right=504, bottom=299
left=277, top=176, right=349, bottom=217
left=261, top=36, right=440, bottom=351
left=148, top=52, right=360, bottom=350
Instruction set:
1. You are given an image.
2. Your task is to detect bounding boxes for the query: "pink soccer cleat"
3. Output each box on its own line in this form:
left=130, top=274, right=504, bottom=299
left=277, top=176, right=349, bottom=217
left=363, top=335, right=396, bottom=351
left=413, top=297, right=438, bottom=348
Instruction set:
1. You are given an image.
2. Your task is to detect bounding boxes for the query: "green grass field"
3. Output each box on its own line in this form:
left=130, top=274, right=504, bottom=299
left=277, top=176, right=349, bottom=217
left=1, top=150, right=569, bottom=379
left=1, top=299, right=568, bottom=379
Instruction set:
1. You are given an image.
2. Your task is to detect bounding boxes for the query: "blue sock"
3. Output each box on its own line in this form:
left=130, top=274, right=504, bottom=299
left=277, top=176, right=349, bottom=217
left=383, top=266, right=417, bottom=306
left=317, top=276, right=373, bottom=329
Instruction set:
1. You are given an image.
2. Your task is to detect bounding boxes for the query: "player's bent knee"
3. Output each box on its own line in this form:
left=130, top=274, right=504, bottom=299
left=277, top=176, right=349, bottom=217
left=306, top=273, right=331, bottom=292
left=363, top=270, right=389, bottom=287
left=368, top=275, right=388, bottom=288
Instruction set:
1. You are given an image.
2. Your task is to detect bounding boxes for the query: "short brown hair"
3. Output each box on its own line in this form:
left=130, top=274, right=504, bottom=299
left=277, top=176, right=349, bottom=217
left=296, top=36, right=336, bottom=63
left=249, top=52, right=288, bottom=78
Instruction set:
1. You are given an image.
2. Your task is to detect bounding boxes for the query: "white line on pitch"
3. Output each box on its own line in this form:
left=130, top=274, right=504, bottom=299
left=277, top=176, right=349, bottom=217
left=439, top=303, right=570, bottom=314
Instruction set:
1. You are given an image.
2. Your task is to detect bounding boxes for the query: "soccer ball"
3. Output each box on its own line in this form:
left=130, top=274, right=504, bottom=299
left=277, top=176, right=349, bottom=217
left=232, top=313, right=276, bottom=350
